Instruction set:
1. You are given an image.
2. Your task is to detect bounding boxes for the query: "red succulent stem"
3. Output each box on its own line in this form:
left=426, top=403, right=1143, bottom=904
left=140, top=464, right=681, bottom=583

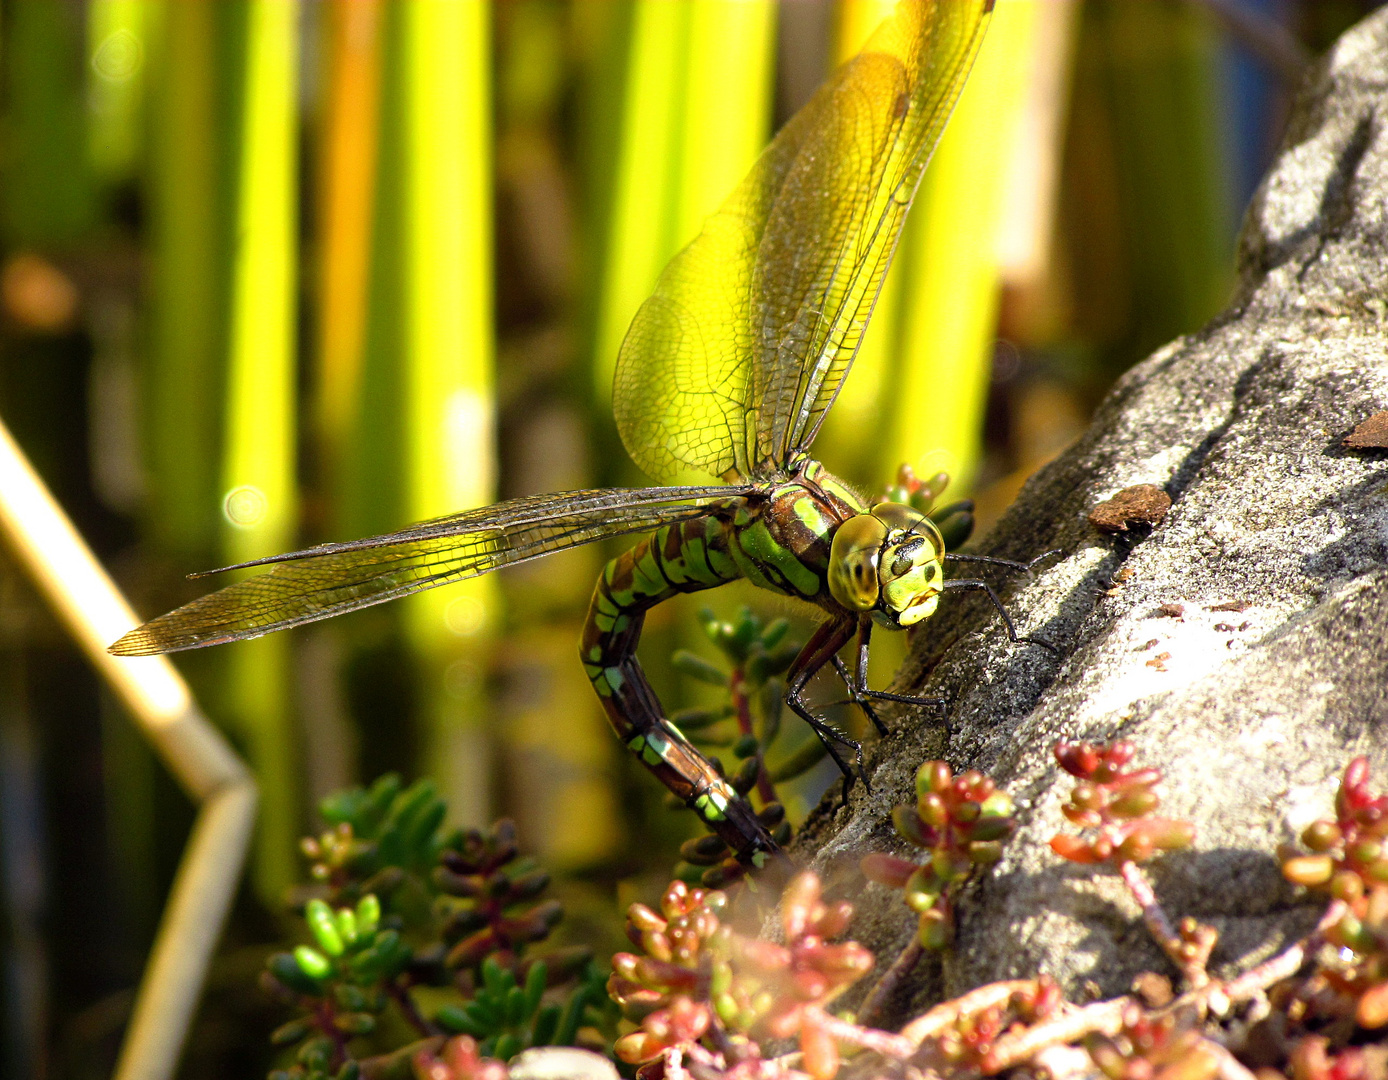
left=810, top=1006, right=915, bottom=1060
left=976, top=996, right=1130, bottom=1074
left=314, top=998, right=351, bottom=1069
left=1117, top=860, right=1212, bottom=989
left=855, top=938, right=924, bottom=1029
left=900, top=979, right=1039, bottom=1048
left=1215, top=898, right=1347, bottom=1005
left=730, top=667, right=778, bottom=806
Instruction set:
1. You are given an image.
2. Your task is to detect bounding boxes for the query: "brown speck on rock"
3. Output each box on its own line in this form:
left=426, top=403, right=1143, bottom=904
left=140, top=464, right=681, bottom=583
left=1089, top=484, right=1172, bottom=533
left=1344, top=411, right=1388, bottom=449
left=1209, top=600, right=1250, bottom=612
left=1157, top=602, right=1185, bottom=618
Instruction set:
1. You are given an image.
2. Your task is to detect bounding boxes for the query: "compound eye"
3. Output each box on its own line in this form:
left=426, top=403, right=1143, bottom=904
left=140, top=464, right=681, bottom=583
left=889, top=537, right=925, bottom=579
left=828, top=514, right=888, bottom=611
left=870, top=501, right=927, bottom=533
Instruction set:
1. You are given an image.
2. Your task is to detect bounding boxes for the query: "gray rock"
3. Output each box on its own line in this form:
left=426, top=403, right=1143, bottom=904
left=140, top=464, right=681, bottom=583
left=795, top=7, right=1388, bottom=1026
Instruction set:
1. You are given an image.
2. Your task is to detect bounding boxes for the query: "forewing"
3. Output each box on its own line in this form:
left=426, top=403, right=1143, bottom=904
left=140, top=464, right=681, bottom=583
left=109, top=487, right=746, bottom=655
left=765, top=0, right=992, bottom=464
left=611, top=0, right=991, bottom=484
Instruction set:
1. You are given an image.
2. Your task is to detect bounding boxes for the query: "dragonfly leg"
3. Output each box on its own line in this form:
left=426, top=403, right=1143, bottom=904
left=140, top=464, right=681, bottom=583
left=944, top=548, right=1064, bottom=574
left=830, top=654, right=885, bottom=735
left=582, top=524, right=780, bottom=870
left=941, top=578, right=1058, bottom=653
left=829, top=619, right=948, bottom=727
left=785, top=618, right=867, bottom=800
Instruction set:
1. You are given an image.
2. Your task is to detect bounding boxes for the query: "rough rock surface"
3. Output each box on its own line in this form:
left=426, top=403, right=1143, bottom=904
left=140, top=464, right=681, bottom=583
left=795, top=8, right=1388, bottom=1025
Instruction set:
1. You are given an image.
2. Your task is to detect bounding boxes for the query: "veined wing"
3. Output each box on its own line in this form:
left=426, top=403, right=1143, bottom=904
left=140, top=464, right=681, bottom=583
left=109, top=486, right=750, bottom=656
left=613, top=0, right=992, bottom=484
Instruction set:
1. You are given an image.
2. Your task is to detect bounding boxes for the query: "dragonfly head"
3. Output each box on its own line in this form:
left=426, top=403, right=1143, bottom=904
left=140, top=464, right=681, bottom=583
left=828, top=502, right=945, bottom=629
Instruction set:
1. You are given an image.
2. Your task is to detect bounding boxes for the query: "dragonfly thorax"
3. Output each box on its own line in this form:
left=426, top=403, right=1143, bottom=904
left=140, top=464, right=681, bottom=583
left=827, top=501, right=945, bottom=629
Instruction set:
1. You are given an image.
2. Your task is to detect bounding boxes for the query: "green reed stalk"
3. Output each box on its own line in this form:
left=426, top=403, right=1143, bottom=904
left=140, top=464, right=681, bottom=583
left=222, top=0, right=300, bottom=900
left=146, top=0, right=222, bottom=556
left=398, top=0, right=497, bottom=828
left=316, top=0, right=383, bottom=509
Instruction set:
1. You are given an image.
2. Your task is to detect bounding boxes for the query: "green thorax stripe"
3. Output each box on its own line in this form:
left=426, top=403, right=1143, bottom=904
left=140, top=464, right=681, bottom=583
left=728, top=473, right=855, bottom=601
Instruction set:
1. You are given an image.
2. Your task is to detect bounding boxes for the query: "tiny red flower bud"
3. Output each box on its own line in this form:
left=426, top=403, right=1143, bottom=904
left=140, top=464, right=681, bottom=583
left=1050, top=835, right=1104, bottom=863
left=1331, top=870, right=1365, bottom=903
left=1062, top=804, right=1104, bottom=829
left=1301, top=820, right=1342, bottom=852
left=1132, top=818, right=1195, bottom=852
left=893, top=805, right=932, bottom=846
left=628, top=903, right=665, bottom=932
left=1116, top=830, right=1155, bottom=864
left=1071, top=781, right=1105, bottom=812
left=917, top=792, right=949, bottom=829
left=919, top=760, right=952, bottom=798
left=860, top=852, right=917, bottom=888
left=813, top=900, right=853, bottom=940
left=1358, top=982, right=1388, bottom=1028
left=1056, top=740, right=1100, bottom=778
left=800, top=1014, right=840, bottom=1080
left=1108, top=791, right=1160, bottom=820
left=953, top=771, right=986, bottom=801
left=953, top=801, right=981, bottom=825
left=918, top=906, right=953, bottom=950
left=781, top=871, right=820, bottom=939
left=661, top=880, right=690, bottom=918
left=1106, top=741, right=1136, bottom=768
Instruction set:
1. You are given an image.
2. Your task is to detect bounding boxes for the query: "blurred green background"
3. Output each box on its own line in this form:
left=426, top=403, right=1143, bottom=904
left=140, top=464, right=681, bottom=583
left=0, top=0, right=1376, bottom=1075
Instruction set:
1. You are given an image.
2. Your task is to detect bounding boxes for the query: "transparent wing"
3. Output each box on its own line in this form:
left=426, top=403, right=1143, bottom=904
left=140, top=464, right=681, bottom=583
left=613, top=0, right=992, bottom=484
left=109, top=486, right=748, bottom=655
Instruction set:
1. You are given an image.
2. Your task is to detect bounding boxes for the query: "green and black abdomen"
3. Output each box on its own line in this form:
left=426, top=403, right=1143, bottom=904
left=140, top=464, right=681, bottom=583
left=580, top=509, right=775, bottom=856
left=577, top=477, right=862, bottom=865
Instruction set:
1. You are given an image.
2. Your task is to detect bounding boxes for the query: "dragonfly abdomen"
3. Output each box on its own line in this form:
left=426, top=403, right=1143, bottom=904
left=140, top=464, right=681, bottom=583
left=581, top=511, right=779, bottom=866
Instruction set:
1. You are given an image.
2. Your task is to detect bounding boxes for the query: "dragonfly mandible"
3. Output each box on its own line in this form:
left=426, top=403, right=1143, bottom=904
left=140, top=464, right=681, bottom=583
left=112, top=0, right=1043, bottom=871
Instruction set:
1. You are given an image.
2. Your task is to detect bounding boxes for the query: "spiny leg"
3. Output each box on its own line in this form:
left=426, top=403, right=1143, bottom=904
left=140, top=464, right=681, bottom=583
left=784, top=618, right=866, bottom=800
left=829, top=618, right=949, bottom=725
left=941, top=577, right=1058, bottom=653
left=943, top=548, right=1064, bottom=575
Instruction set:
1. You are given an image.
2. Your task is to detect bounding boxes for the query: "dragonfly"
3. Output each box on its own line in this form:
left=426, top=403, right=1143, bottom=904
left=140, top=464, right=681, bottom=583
left=113, top=0, right=1046, bottom=871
